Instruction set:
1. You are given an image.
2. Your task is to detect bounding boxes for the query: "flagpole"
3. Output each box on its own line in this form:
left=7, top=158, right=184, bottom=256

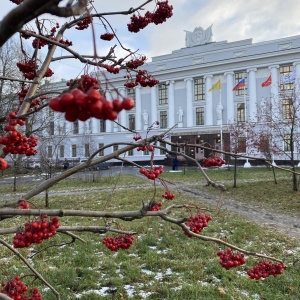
left=220, top=89, right=223, bottom=159
left=244, top=77, right=251, bottom=167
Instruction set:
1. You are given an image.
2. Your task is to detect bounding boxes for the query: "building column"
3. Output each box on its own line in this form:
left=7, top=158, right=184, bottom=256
left=225, top=71, right=234, bottom=123
left=293, top=61, right=300, bottom=97
left=90, top=117, right=98, bottom=134
left=268, top=65, right=279, bottom=119
left=118, top=87, right=127, bottom=131
left=105, top=91, right=112, bottom=132
left=204, top=75, right=213, bottom=125
left=151, top=86, right=157, bottom=124
left=134, top=86, right=142, bottom=131
left=167, top=80, right=175, bottom=127
left=184, top=77, right=193, bottom=127
left=247, top=68, right=257, bottom=122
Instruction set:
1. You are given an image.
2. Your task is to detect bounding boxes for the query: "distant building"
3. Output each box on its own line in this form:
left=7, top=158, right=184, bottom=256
left=40, top=27, right=300, bottom=166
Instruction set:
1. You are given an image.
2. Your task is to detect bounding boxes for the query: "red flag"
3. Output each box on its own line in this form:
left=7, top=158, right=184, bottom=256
left=262, top=75, right=271, bottom=87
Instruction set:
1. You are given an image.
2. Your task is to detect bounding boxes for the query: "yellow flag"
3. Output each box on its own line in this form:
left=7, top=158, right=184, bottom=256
left=209, top=79, right=221, bottom=92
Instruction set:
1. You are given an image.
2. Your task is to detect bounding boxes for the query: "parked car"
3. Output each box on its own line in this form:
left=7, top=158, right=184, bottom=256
left=78, top=158, right=110, bottom=170
left=23, top=160, right=41, bottom=169
left=94, top=162, right=110, bottom=170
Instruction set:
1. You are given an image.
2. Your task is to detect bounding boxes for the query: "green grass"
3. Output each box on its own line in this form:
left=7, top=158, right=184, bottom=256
left=160, top=166, right=300, bottom=216
left=1, top=174, right=300, bottom=300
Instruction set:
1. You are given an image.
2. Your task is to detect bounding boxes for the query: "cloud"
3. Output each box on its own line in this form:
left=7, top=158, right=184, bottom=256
left=2, top=0, right=300, bottom=79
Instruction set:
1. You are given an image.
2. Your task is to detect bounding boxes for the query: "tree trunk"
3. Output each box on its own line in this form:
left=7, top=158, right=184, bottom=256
left=233, top=156, right=237, bottom=188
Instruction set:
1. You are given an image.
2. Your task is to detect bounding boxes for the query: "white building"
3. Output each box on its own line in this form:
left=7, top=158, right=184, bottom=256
left=41, top=26, right=300, bottom=166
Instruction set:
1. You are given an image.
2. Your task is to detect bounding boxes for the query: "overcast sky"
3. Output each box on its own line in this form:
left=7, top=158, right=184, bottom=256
left=2, top=0, right=300, bottom=80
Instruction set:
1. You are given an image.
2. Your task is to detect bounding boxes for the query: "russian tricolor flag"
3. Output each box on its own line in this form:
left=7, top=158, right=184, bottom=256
left=233, top=78, right=246, bottom=91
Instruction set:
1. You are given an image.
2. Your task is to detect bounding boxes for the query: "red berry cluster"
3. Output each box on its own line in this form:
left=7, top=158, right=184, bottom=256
left=75, top=16, right=93, bottom=30
left=148, top=202, right=163, bottom=211
left=50, top=23, right=60, bottom=34
left=133, top=134, right=142, bottom=141
left=49, top=88, right=135, bottom=122
left=184, top=214, right=212, bottom=236
left=18, top=85, right=29, bottom=99
left=203, top=156, right=226, bottom=167
left=217, top=248, right=246, bottom=270
left=126, top=56, right=147, bottom=70
left=137, top=145, right=154, bottom=152
left=13, top=216, right=60, bottom=248
left=0, top=114, right=38, bottom=156
left=124, top=70, right=159, bottom=88
left=247, top=261, right=286, bottom=280
left=67, top=74, right=100, bottom=92
left=32, top=36, right=72, bottom=49
left=102, top=64, right=120, bottom=74
left=32, top=37, right=48, bottom=49
left=102, top=234, right=134, bottom=251
left=136, top=70, right=159, bottom=87
left=16, top=59, right=53, bottom=80
left=127, top=1, right=173, bottom=32
left=162, top=190, right=175, bottom=200
left=1, top=276, right=42, bottom=300
left=17, top=200, right=30, bottom=209
left=17, top=60, right=36, bottom=75
left=100, top=32, right=115, bottom=41
left=0, top=131, right=38, bottom=156
left=152, top=0, right=173, bottom=25
left=0, top=158, right=8, bottom=170
left=139, top=166, right=163, bottom=180
left=20, top=30, right=36, bottom=39
left=127, top=12, right=153, bottom=33
left=10, top=0, right=24, bottom=4
left=57, top=38, right=73, bottom=46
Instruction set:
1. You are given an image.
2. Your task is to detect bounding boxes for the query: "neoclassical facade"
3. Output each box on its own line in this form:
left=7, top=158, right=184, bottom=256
left=40, top=28, right=300, bottom=165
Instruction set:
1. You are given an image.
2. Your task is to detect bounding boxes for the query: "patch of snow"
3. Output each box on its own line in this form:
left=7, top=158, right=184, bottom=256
left=124, top=284, right=135, bottom=297
left=148, top=246, right=157, bottom=250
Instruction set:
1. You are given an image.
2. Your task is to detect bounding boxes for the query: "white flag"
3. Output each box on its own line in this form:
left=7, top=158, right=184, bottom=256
left=281, top=70, right=295, bottom=84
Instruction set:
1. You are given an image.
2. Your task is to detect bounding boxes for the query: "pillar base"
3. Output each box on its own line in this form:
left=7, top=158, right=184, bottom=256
left=244, top=161, right=251, bottom=168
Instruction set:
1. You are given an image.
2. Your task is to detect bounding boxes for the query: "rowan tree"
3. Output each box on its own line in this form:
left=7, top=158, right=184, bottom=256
left=0, top=1, right=291, bottom=299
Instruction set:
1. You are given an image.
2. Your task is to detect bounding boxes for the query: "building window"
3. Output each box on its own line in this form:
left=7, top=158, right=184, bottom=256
left=194, top=77, right=205, bottom=101
left=159, top=111, right=168, bottom=128
left=73, top=120, right=79, bottom=134
left=127, top=88, right=136, bottom=101
left=280, top=65, right=294, bottom=90
left=128, top=149, right=134, bottom=156
left=99, top=120, right=106, bottom=132
left=283, top=134, right=292, bottom=152
left=113, top=145, right=118, bottom=152
left=49, top=121, right=54, bottom=135
left=158, top=84, right=168, bottom=105
left=238, top=137, right=246, bottom=153
left=196, top=107, right=205, bottom=125
left=282, top=98, right=293, bottom=119
left=234, top=72, right=247, bottom=96
left=129, top=114, right=135, bottom=130
left=72, top=145, right=77, bottom=157
left=143, top=148, right=150, bottom=155
left=98, top=143, right=104, bottom=156
left=259, top=136, right=270, bottom=153
left=47, top=146, right=52, bottom=158
left=59, top=145, right=64, bottom=158
left=237, top=103, right=245, bottom=123
left=160, top=141, right=167, bottom=155
left=84, top=144, right=90, bottom=157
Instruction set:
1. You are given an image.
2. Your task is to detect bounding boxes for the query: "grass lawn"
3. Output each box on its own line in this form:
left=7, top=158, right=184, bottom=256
left=160, top=166, right=300, bottom=216
left=1, top=171, right=300, bottom=299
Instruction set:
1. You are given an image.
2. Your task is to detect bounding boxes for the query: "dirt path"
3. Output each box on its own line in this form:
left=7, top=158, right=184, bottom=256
left=175, top=183, right=300, bottom=240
